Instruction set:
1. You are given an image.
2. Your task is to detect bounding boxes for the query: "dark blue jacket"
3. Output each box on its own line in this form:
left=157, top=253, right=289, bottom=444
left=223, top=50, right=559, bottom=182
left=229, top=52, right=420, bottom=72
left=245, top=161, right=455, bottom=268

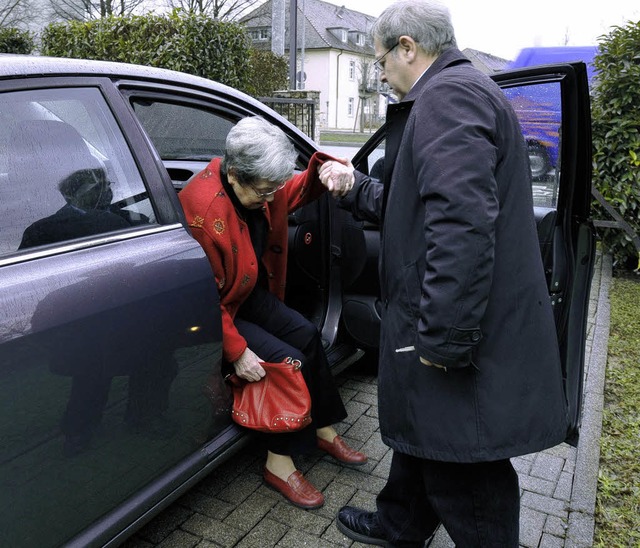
left=341, top=48, right=568, bottom=462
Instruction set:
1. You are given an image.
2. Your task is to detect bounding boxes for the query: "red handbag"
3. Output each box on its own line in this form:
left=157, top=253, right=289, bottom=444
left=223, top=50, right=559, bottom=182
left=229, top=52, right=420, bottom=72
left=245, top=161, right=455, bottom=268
left=227, top=357, right=312, bottom=433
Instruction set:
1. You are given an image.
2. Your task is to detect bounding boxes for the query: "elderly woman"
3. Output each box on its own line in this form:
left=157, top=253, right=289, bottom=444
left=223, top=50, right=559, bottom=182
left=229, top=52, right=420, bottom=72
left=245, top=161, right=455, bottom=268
left=178, top=116, right=365, bottom=509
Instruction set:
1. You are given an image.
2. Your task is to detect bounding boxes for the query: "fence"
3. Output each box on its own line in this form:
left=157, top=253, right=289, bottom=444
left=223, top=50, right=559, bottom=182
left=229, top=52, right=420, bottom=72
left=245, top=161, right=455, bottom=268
left=260, top=91, right=319, bottom=143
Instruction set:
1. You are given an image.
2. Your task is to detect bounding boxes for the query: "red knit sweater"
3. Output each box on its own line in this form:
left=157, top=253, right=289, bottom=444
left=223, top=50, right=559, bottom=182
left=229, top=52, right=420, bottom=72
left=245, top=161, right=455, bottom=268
left=178, top=152, right=333, bottom=362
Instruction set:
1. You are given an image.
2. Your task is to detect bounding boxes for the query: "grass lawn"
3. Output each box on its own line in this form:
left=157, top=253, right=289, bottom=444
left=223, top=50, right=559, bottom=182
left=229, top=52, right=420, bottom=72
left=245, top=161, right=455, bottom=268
left=319, top=130, right=375, bottom=144
left=593, top=272, right=640, bottom=546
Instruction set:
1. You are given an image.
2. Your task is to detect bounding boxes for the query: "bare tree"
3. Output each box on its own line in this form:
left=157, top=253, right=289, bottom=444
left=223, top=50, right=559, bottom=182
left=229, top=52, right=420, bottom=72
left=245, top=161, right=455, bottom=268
left=0, top=0, right=35, bottom=28
left=165, top=0, right=265, bottom=21
left=48, top=0, right=147, bottom=21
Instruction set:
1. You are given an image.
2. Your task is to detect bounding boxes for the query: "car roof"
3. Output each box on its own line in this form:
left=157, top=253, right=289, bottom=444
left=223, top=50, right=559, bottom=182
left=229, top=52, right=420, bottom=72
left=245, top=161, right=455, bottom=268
left=0, top=54, right=274, bottom=111
left=0, top=54, right=233, bottom=90
left=0, top=54, right=316, bottom=147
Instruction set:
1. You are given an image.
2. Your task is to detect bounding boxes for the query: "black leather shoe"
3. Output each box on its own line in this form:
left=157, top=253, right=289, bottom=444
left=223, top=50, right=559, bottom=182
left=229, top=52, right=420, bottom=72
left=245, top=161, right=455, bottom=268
left=336, top=506, right=390, bottom=546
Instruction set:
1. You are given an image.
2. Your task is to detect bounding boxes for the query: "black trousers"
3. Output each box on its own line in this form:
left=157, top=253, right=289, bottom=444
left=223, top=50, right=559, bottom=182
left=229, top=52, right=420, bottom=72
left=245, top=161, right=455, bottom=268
left=235, top=286, right=347, bottom=455
left=377, top=451, right=520, bottom=547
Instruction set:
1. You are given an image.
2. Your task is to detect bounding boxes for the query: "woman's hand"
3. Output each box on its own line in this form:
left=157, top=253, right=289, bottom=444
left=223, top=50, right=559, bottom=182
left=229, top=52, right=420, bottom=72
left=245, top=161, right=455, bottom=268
left=319, top=159, right=355, bottom=197
left=234, top=347, right=266, bottom=382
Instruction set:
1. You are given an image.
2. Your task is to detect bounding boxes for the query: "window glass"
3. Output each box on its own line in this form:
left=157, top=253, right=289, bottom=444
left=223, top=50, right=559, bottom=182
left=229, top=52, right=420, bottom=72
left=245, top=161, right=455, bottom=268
left=502, top=82, right=562, bottom=208
left=132, top=99, right=235, bottom=161
left=0, top=87, right=152, bottom=256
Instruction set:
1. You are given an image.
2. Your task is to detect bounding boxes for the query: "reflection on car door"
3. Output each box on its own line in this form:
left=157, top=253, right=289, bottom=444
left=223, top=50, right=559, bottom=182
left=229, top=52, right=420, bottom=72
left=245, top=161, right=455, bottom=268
left=0, top=82, right=223, bottom=547
left=346, top=62, right=594, bottom=443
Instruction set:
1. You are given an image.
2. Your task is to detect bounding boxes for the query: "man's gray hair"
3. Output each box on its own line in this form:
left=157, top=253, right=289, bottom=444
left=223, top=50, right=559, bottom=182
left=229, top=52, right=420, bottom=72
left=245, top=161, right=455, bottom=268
left=221, top=116, right=297, bottom=185
left=371, top=0, right=457, bottom=57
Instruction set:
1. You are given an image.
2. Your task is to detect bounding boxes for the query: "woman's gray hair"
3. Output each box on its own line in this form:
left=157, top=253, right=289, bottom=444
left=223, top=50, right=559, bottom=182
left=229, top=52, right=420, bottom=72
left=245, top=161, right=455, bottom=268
left=371, top=0, right=457, bottom=57
left=221, top=116, right=297, bottom=185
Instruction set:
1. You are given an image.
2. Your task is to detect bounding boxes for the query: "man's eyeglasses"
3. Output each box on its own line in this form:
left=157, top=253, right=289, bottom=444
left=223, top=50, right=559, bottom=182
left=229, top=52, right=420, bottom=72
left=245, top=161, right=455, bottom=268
left=374, top=42, right=399, bottom=72
left=249, top=181, right=286, bottom=199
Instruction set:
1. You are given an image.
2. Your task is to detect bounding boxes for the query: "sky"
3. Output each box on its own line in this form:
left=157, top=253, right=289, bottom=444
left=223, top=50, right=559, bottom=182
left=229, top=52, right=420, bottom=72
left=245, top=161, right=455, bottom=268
left=327, top=0, right=640, bottom=60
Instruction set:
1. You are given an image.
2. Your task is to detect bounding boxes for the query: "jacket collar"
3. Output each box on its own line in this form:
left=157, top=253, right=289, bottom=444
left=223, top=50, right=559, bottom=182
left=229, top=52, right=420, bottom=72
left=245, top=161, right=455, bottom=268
left=403, top=47, right=471, bottom=102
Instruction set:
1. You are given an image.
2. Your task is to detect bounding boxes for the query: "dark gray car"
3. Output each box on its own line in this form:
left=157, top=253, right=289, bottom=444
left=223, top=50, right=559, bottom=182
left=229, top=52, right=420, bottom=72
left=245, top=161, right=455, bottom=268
left=0, top=55, right=594, bottom=547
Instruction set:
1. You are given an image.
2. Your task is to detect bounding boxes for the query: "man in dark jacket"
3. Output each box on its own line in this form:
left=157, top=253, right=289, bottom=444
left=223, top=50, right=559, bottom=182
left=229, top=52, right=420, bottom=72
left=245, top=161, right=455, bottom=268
left=320, top=1, right=568, bottom=545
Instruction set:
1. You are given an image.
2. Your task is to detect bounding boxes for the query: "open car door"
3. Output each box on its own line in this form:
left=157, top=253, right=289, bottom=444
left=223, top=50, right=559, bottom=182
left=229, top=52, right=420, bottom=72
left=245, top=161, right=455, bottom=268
left=341, top=61, right=595, bottom=444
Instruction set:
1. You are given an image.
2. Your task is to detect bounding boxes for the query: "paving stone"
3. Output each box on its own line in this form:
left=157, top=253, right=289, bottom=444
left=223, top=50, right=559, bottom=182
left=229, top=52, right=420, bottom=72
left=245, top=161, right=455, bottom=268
left=177, top=491, right=235, bottom=520
left=306, top=459, right=343, bottom=490
left=156, top=530, right=200, bottom=548
left=352, top=391, right=377, bottom=407
left=565, top=510, right=595, bottom=547
left=345, top=488, right=377, bottom=511
left=223, top=492, right=277, bottom=530
left=539, top=533, right=565, bottom=548
left=359, top=431, right=388, bottom=462
left=338, top=387, right=358, bottom=403
left=335, top=466, right=387, bottom=494
left=194, top=541, right=221, bottom=548
left=276, top=528, right=338, bottom=547
left=134, top=504, right=193, bottom=544
left=181, top=513, right=243, bottom=547
left=343, top=414, right=379, bottom=442
left=519, top=474, right=556, bottom=497
left=544, top=515, right=568, bottom=537
left=268, top=501, right=332, bottom=535
left=217, top=472, right=263, bottom=505
left=520, top=506, right=546, bottom=547
left=121, top=537, right=154, bottom=548
left=315, top=479, right=358, bottom=521
left=322, top=519, right=354, bottom=547
left=553, top=471, right=574, bottom=501
left=530, top=453, right=565, bottom=482
left=233, top=517, right=288, bottom=548
left=340, top=379, right=378, bottom=396
left=371, top=452, right=392, bottom=480
left=521, top=491, right=569, bottom=519
left=512, top=456, right=533, bottom=475
left=343, top=400, right=370, bottom=424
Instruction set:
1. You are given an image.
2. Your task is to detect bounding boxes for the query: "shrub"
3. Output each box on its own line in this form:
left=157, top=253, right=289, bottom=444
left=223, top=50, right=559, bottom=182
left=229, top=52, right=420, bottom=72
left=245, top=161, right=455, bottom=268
left=246, top=48, right=288, bottom=97
left=0, top=27, right=34, bottom=54
left=40, top=11, right=252, bottom=91
left=592, top=20, right=640, bottom=269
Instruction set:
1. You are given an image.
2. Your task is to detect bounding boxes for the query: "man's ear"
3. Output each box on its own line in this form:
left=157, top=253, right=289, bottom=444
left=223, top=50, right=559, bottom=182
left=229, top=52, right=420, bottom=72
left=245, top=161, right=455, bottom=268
left=397, top=35, right=418, bottom=61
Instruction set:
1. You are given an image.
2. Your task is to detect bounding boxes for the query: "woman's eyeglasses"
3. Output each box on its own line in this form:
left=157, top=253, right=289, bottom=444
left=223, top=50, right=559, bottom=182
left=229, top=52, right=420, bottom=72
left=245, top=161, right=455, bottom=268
left=249, top=181, right=286, bottom=199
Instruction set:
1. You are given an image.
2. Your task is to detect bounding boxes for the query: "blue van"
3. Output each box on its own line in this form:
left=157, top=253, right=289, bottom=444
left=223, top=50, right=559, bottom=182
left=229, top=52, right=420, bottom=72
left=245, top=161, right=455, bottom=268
left=503, top=46, right=598, bottom=183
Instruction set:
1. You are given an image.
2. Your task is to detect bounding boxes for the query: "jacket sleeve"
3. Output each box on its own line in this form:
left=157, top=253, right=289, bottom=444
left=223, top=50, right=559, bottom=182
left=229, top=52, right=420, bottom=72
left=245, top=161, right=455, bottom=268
left=414, top=79, right=499, bottom=368
left=337, top=170, right=384, bottom=224
left=188, top=225, right=247, bottom=363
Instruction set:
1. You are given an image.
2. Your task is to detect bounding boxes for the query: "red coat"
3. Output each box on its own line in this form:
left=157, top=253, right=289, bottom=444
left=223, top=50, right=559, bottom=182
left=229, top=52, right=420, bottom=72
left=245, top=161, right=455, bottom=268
left=179, top=152, right=332, bottom=362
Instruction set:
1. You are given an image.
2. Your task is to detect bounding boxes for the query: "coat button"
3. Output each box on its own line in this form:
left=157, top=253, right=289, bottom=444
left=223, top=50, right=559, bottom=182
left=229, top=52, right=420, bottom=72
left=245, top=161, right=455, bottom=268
left=471, top=331, right=481, bottom=342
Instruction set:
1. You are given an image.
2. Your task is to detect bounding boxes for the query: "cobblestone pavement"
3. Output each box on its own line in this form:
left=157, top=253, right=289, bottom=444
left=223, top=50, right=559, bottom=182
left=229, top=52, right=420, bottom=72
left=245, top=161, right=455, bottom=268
left=124, top=253, right=610, bottom=548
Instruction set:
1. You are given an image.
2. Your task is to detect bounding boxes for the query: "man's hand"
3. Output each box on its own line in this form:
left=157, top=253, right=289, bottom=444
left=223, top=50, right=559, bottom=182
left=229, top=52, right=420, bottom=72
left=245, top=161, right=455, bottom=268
left=234, top=348, right=266, bottom=382
left=318, top=159, right=355, bottom=197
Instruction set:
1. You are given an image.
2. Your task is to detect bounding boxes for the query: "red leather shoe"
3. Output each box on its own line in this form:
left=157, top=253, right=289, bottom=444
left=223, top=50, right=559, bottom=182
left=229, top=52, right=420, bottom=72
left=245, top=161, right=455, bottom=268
left=317, top=435, right=368, bottom=465
left=263, top=467, right=324, bottom=509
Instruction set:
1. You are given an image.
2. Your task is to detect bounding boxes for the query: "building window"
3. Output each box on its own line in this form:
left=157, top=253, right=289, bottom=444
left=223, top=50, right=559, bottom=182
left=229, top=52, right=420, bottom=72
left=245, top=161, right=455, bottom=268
left=349, top=60, right=355, bottom=81
left=249, top=28, right=270, bottom=41
left=356, top=33, right=364, bottom=46
left=348, top=97, right=355, bottom=117
left=341, top=29, right=348, bottom=42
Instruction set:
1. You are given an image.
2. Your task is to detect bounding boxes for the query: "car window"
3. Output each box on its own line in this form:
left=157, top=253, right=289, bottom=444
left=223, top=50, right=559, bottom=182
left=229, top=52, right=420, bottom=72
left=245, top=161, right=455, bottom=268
left=0, top=87, right=153, bottom=257
left=131, top=99, right=235, bottom=161
left=502, top=81, right=561, bottom=208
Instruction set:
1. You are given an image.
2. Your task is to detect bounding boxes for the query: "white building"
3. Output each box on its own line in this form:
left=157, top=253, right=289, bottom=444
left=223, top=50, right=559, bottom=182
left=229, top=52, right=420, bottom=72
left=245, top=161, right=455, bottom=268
left=242, top=0, right=386, bottom=131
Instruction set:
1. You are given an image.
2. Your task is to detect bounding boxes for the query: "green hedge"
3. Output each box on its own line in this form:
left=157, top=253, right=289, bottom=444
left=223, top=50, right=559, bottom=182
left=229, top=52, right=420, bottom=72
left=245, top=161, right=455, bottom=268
left=592, top=20, right=640, bottom=269
left=246, top=48, right=288, bottom=97
left=0, top=27, right=34, bottom=54
left=40, top=11, right=285, bottom=95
